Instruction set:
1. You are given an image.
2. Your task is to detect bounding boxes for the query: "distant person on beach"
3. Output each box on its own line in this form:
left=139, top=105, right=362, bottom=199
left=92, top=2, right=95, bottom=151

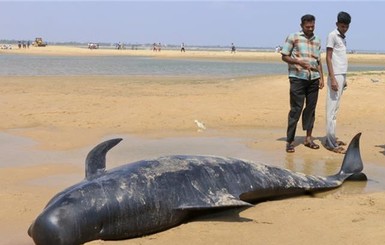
left=325, top=11, right=351, bottom=154
left=181, top=42, right=185, bottom=52
left=281, top=14, right=324, bottom=153
left=153, top=42, right=161, bottom=52
left=231, top=43, right=236, bottom=53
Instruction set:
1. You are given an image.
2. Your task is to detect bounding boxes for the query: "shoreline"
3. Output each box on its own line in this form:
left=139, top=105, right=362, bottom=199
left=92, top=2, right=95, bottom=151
left=2, top=44, right=385, bottom=65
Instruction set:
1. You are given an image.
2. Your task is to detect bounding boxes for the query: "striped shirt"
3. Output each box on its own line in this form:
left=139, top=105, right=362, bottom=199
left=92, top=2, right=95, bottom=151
left=281, top=31, right=322, bottom=80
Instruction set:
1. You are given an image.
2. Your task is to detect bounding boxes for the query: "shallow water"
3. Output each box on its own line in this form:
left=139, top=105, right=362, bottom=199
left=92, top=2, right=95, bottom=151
left=0, top=54, right=383, bottom=77
left=2, top=132, right=384, bottom=194
left=0, top=54, right=286, bottom=76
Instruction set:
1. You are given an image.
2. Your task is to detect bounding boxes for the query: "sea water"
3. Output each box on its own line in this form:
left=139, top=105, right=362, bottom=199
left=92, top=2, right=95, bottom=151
left=0, top=54, right=383, bottom=76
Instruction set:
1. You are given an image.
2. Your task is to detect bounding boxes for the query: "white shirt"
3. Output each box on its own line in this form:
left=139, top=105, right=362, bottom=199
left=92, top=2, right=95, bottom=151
left=327, top=29, right=348, bottom=74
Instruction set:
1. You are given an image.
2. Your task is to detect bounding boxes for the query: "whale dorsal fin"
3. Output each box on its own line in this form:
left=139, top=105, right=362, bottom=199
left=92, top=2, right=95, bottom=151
left=85, top=138, right=122, bottom=180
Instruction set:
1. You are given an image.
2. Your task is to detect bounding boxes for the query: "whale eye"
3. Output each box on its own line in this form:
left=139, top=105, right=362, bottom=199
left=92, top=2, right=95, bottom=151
left=99, top=223, right=105, bottom=235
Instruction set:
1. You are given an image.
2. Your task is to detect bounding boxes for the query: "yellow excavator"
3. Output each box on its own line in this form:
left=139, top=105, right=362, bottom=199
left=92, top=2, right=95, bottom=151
left=33, top=37, right=47, bottom=47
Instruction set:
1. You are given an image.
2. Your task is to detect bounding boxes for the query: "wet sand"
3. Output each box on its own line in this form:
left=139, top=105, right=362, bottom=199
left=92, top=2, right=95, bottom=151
left=1, top=46, right=385, bottom=245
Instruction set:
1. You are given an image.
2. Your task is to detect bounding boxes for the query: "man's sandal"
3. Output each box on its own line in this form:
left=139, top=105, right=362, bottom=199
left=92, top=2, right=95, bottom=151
left=304, top=141, right=320, bottom=150
left=286, top=143, right=295, bottom=153
left=330, top=146, right=346, bottom=154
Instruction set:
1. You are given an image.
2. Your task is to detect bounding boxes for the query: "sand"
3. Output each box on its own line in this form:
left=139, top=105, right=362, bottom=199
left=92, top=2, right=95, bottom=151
left=1, top=46, right=385, bottom=245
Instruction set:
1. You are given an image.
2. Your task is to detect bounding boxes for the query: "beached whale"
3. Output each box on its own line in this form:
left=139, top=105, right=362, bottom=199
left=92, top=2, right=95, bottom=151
left=28, top=133, right=365, bottom=245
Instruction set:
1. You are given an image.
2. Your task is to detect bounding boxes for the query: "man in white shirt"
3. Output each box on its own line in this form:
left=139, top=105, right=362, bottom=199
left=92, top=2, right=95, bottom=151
left=325, top=11, right=351, bottom=153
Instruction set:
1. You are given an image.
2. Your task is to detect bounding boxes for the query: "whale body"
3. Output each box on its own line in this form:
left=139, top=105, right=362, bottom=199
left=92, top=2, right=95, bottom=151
left=28, top=133, right=365, bottom=245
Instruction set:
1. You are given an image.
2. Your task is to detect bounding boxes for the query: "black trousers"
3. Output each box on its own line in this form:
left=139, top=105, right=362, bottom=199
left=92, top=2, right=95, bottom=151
left=287, top=77, right=320, bottom=143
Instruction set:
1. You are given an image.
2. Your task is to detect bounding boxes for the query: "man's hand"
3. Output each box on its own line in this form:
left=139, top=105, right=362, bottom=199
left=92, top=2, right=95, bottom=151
left=331, top=77, right=339, bottom=91
left=298, top=60, right=312, bottom=70
left=319, top=78, right=324, bottom=89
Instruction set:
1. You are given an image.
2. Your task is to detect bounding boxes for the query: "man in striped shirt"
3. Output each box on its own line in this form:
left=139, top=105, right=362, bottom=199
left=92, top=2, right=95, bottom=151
left=281, top=14, right=324, bottom=153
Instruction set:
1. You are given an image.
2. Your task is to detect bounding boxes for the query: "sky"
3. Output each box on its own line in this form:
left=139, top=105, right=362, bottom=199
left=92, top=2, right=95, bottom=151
left=1, top=1, right=384, bottom=51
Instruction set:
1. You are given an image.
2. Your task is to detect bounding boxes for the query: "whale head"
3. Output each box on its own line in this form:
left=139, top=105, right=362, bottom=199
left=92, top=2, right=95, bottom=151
left=28, top=182, right=106, bottom=245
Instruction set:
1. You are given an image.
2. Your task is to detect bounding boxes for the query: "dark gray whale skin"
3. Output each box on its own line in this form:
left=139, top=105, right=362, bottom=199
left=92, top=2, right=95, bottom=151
left=28, top=133, right=365, bottom=245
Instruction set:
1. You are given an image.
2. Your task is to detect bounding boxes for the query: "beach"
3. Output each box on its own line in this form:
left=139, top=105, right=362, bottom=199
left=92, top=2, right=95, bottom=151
left=1, top=46, right=385, bottom=245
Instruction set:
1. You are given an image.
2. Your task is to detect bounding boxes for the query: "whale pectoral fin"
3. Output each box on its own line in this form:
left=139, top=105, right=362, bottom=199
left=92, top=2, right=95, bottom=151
left=211, top=195, right=253, bottom=208
left=85, top=138, right=122, bottom=180
left=175, top=196, right=252, bottom=211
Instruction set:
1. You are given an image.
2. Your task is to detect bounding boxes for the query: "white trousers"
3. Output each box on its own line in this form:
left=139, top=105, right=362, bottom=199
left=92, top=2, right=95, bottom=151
left=326, top=74, right=346, bottom=149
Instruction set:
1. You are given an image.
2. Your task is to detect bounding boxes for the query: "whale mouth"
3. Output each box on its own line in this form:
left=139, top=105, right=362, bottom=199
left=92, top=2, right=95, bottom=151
left=27, top=214, right=65, bottom=245
left=27, top=224, right=33, bottom=237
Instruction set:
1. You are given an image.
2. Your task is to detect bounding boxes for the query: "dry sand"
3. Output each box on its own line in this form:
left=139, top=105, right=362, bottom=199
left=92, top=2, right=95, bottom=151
left=1, top=46, right=385, bottom=245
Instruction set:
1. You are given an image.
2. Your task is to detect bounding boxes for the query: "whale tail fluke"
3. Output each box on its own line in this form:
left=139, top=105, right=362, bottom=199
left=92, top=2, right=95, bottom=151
left=337, top=133, right=365, bottom=180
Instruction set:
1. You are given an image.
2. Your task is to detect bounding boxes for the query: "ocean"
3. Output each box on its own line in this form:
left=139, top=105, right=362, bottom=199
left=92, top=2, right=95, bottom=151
left=0, top=54, right=383, bottom=77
